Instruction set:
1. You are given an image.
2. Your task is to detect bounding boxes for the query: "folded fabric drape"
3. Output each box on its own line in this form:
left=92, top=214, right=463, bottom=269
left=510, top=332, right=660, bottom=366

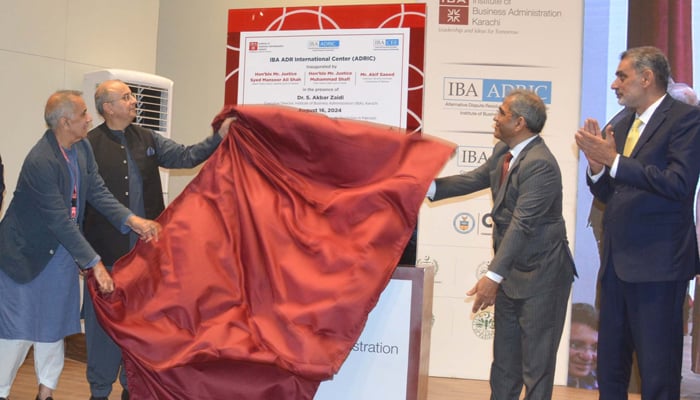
left=89, top=105, right=455, bottom=400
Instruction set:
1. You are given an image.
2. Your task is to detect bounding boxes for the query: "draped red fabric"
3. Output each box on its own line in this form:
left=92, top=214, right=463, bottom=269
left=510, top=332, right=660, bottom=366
left=88, top=105, right=455, bottom=400
left=627, top=0, right=693, bottom=86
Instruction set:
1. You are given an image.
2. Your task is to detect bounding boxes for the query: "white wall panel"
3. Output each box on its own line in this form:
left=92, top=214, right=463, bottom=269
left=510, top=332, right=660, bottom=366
left=0, top=0, right=68, bottom=59
left=0, top=51, right=69, bottom=210
left=0, top=0, right=160, bottom=216
left=65, top=0, right=159, bottom=71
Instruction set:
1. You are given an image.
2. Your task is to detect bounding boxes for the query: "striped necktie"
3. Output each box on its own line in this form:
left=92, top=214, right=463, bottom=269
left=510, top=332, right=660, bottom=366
left=500, top=152, right=513, bottom=185
left=623, top=118, right=642, bottom=157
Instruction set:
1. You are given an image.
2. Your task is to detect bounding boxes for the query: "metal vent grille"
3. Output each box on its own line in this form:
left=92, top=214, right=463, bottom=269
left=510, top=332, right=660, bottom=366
left=128, top=83, right=170, bottom=135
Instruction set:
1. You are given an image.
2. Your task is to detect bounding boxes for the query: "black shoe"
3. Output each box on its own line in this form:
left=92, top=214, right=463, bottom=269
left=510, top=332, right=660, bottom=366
left=121, top=391, right=129, bottom=400
left=89, top=397, right=108, bottom=400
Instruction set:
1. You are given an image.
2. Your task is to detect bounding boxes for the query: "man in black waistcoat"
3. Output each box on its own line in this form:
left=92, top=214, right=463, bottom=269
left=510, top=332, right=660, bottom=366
left=82, top=79, right=233, bottom=400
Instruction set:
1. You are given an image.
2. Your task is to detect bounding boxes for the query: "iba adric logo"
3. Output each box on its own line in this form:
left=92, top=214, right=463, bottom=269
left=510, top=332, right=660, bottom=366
left=439, top=0, right=470, bottom=26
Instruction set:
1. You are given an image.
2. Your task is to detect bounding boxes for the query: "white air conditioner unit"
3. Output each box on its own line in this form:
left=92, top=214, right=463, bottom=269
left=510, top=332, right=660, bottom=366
left=83, top=69, right=174, bottom=204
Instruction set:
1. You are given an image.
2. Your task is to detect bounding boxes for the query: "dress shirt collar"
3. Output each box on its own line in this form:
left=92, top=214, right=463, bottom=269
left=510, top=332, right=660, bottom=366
left=508, top=135, right=538, bottom=161
left=637, top=94, right=666, bottom=126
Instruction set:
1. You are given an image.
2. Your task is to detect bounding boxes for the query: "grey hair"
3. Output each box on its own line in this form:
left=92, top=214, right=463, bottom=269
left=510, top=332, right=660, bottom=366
left=621, top=46, right=671, bottom=91
left=94, top=79, right=123, bottom=116
left=506, top=88, right=547, bottom=134
left=44, top=90, right=83, bottom=129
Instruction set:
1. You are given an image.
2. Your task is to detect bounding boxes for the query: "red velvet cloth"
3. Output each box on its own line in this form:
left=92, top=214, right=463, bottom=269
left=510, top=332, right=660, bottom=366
left=89, top=105, right=455, bottom=399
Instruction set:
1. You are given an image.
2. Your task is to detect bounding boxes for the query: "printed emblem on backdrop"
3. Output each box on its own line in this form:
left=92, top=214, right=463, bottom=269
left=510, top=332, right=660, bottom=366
left=453, top=212, right=476, bottom=234
left=248, top=42, right=258, bottom=51
left=439, top=0, right=470, bottom=26
left=475, top=260, right=490, bottom=279
left=373, top=38, right=400, bottom=49
left=441, top=78, right=553, bottom=132
left=478, top=212, right=493, bottom=236
left=443, top=78, right=552, bottom=104
left=307, top=40, right=340, bottom=50
left=472, top=310, right=495, bottom=340
left=457, top=145, right=491, bottom=171
left=416, top=255, right=439, bottom=275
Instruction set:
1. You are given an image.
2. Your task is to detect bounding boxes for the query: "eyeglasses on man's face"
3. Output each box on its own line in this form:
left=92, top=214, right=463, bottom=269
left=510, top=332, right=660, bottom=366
left=109, top=92, right=136, bottom=103
left=570, top=341, right=597, bottom=353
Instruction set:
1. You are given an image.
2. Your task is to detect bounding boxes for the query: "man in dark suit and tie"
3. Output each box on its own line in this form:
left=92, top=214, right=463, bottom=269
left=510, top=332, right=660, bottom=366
left=576, top=46, right=700, bottom=399
left=428, top=89, right=576, bottom=400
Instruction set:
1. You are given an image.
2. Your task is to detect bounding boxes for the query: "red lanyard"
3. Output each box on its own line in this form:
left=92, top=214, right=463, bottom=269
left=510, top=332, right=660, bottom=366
left=58, top=146, right=78, bottom=220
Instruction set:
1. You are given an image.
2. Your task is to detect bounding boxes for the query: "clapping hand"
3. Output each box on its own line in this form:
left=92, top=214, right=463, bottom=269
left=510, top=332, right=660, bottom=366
left=575, top=118, right=617, bottom=174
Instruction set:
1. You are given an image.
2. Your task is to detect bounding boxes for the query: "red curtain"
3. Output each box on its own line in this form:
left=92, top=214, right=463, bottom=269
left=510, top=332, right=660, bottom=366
left=89, top=105, right=455, bottom=400
left=627, top=0, right=693, bottom=86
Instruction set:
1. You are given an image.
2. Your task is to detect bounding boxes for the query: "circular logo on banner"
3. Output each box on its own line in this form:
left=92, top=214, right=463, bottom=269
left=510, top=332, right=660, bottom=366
left=416, top=255, right=439, bottom=275
left=453, top=212, right=476, bottom=234
left=475, top=260, right=491, bottom=279
left=481, top=212, right=493, bottom=228
left=472, top=310, right=495, bottom=340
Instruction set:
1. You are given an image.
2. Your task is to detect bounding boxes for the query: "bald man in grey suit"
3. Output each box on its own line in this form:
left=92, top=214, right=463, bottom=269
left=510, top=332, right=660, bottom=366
left=428, top=89, right=576, bottom=400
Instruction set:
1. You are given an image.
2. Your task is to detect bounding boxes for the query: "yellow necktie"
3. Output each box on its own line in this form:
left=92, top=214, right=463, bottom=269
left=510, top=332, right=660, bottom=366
left=623, top=118, right=642, bottom=157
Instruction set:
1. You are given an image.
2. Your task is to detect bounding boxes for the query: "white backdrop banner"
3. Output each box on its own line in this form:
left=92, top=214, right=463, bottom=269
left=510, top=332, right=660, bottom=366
left=418, top=0, right=583, bottom=383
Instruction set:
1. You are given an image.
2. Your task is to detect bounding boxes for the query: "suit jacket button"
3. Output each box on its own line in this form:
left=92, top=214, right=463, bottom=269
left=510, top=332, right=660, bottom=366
left=49, top=249, right=54, bottom=255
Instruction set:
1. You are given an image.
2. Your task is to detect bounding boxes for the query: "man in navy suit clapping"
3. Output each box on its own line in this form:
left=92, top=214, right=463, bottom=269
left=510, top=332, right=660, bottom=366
left=576, top=46, right=700, bottom=399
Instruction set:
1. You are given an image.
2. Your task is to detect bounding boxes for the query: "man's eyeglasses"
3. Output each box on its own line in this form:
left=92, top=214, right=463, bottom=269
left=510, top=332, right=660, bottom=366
left=109, top=93, right=136, bottom=103
left=570, top=341, right=597, bottom=353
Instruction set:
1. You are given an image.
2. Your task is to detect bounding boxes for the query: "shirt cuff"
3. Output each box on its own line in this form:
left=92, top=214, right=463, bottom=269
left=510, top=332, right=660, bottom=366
left=588, top=165, right=606, bottom=183
left=84, top=255, right=101, bottom=269
left=485, top=270, right=503, bottom=284
left=609, top=154, right=621, bottom=178
left=120, top=213, right=135, bottom=234
left=426, top=181, right=436, bottom=200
